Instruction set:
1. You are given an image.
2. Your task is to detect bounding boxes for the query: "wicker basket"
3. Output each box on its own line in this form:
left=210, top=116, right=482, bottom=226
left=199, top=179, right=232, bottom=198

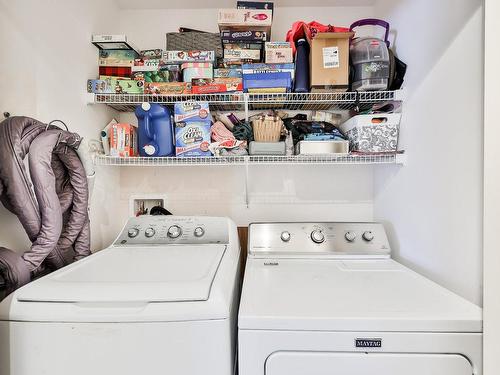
left=252, top=117, right=284, bottom=142
left=166, top=32, right=223, bottom=59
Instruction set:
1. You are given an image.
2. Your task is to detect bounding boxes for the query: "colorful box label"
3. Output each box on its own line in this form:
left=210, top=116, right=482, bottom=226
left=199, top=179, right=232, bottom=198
left=175, top=122, right=212, bottom=157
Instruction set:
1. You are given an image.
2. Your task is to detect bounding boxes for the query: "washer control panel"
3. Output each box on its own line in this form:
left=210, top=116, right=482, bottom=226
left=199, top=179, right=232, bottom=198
left=248, top=222, right=390, bottom=258
left=114, top=216, right=229, bottom=245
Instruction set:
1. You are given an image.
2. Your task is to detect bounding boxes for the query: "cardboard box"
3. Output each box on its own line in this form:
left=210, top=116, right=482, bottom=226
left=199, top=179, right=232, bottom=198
left=162, top=50, right=215, bottom=64
left=174, top=102, right=212, bottom=157
left=218, top=9, right=272, bottom=26
left=109, top=123, right=137, bottom=157
left=191, top=78, right=243, bottom=94
left=132, top=58, right=160, bottom=72
left=143, top=82, right=191, bottom=95
left=220, top=30, right=267, bottom=43
left=89, top=77, right=144, bottom=94
left=213, top=68, right=242, bottom=78
left=181, top=62, right=213, bottom=83
left=265, top=42, right=293, bottom=64
left=224, top=48, right=261, bottom=61
left=237, top=1, right=274, bottom=12
left=306, top=31, right=353, bottom=92
left=98, top=49, right=137, bottom=67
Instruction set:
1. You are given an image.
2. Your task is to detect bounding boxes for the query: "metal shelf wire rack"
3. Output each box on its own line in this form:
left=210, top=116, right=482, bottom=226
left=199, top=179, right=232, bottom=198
left=93, top=154, right=405, bottom=167
left=89, top=90, right=403, bottom=112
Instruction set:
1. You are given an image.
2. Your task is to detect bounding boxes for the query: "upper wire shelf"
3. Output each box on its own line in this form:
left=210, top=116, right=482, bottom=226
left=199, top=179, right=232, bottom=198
left=93, top=154, right=406, bottom=167
left=89, top=90, right=404, bottom=112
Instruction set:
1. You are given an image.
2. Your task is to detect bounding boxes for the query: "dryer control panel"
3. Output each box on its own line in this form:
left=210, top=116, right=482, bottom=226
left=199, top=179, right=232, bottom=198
left=113, top=216, right=230, bottom=245
left=248, top=222, right=391, bottom=258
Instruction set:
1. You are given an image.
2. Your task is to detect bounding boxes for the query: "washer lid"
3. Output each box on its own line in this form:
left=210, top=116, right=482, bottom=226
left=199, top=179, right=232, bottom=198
left=239, top=258, right=482, bottom=332
left=16, top=245, right=226, bottom=303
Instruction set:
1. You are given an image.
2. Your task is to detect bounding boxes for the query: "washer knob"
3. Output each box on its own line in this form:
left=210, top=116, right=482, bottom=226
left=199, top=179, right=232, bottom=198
left=194, top=227, right=205, bottom=237
left=145, top=227, right=156, bottom=238
left=345, top=231, right=356, bottom=242
left=280, top=231, right=291, bottom=242
left=362, top=231, right=374, bottom=242
left=311, top=230, right=325, bottom=244
left=167, top=225, right=182, bottom=238
left=128, top=228, right=139, bottom=238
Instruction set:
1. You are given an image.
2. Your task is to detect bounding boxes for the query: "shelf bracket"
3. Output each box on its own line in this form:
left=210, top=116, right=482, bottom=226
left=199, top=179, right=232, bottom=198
left=244, top=93, right=249, bottom=121
left=244, top=158, right=250, bottom=208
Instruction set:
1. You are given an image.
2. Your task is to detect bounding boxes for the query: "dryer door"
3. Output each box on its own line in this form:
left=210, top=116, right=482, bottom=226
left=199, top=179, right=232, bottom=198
left=265, top=352, right=472, bottom=375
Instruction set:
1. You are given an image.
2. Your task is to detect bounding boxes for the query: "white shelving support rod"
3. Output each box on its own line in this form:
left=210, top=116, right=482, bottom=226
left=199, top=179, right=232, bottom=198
left=244, top=158, right=250, bottom=208
left=244, top=93, right=249, bottom=121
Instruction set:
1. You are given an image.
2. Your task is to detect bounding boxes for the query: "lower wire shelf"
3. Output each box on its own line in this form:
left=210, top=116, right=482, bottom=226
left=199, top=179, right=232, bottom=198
left=93, top=153, right=406, bottom=167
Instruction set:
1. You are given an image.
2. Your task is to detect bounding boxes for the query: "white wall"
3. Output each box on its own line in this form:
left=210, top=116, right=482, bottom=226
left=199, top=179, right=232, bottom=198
left=0, top=0, right=122, bottom=251
left=113, top=5, right=377, bottom=230
left=483, top=0, right=500, bottom=371
left=372, top=0, right=483, bottom=305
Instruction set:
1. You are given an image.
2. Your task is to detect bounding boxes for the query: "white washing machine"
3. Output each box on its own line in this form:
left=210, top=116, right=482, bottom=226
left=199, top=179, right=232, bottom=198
left=239, top=222, right=482, bottom=375
left=0, top=216, right=241, bottom=375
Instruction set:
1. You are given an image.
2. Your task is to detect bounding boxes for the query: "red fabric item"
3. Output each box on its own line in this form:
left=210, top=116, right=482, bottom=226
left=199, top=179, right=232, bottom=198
left=286, top=21, right=350, bottom=55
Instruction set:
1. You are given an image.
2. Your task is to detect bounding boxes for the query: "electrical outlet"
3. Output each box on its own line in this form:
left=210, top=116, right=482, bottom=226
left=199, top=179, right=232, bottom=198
left=129, top=194, right=168, bottom=217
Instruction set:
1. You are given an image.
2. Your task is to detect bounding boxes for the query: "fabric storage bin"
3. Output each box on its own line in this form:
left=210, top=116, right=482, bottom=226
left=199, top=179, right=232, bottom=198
left=166, top=32, right=223, bottom=59
left=339, top=113, right=401, bottom=152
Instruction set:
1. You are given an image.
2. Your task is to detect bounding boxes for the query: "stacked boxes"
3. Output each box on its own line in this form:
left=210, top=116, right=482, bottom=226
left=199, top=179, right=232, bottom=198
left=174, top=102, right=212, bottom=157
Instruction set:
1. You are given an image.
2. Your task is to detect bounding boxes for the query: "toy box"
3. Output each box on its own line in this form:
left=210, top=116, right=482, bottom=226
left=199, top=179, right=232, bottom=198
left=139, top=49, right=163, bottom=59
left=99, top=66, right=132, bottom=77
left=132, top=58, right=160, bottom=72
left=98, top=49, right=138, bottom=66
left=162, top=50, right=216, bottom=64
left=88, top=77, right=144, bottom=94
left=132, top=65, right=181, bottom=83
left=174, top=102, right=212, bottom=122
left=218, top=9, right=273, bottom=27
left=213, top=68, right=242, bottom=78
left=175, top=122, right=212, bottom=157
left=220, top=30, right=267, bottom=43
left=224, top=48, right=261, bottom=61
left=108, top=123, right=138, bottom=157
left=192, top=78, right=243, bottom=94
left=181, top=62, right=214, bottom=83
left=265, top=42, right=293, bottom=64
left=143, top=82, right=191, bottom=95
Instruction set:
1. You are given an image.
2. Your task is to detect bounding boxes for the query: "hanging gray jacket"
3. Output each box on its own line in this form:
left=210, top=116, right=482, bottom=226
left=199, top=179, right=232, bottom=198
left=0, top=116, right=91, bottom=296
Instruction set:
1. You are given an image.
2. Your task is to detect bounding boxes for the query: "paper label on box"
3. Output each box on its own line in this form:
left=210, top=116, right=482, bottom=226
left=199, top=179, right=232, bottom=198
left=322, top=46, right=340, bottom=68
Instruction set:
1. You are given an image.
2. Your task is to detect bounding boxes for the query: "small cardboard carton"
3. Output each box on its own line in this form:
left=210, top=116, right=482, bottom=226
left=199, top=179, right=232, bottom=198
left=306, top=31, right=354, bottom=92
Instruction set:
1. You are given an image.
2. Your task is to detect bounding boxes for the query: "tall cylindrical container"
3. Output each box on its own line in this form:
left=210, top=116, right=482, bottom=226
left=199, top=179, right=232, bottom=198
left=293, top=38, right=310, bottom=93
left=135, top=103, right=175, bottom=157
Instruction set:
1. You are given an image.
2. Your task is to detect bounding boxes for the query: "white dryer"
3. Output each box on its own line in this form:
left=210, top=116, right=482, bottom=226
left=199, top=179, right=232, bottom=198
left=239, top=222, right=482, bottom=375
left=0, top=216, right=241, bottom=375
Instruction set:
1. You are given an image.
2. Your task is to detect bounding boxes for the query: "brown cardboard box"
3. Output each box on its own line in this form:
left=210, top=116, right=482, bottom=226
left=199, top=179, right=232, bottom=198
left=306, top=31, right=354, bottom=92
left=218, top=9, right=272, bottom=37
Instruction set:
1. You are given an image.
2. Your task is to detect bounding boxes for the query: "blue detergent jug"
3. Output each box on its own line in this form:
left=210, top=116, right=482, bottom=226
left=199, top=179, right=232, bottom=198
left=135, top=103, right=175, bottom=157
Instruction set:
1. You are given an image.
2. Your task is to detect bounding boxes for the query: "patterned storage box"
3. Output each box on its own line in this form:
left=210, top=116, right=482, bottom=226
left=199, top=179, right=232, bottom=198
left=338, top=113, right=401, bottom=153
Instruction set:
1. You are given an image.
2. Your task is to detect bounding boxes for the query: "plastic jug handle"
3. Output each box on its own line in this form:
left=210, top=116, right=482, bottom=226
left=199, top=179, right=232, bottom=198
left=143, top=112, right=155, bottom=141
left=350, top=18, right=390, bottom=47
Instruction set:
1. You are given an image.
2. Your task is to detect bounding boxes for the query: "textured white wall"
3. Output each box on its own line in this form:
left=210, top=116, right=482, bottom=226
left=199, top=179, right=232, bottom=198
left=483, top=0, right=500, bottom=371
left=372, top=0, right=483, bottom=305
left=0, top=0, right=122, bottom=252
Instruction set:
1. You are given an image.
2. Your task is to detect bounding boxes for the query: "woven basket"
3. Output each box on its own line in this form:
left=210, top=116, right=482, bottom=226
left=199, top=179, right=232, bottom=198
left=253, top=118, right=284, bottom=142
left=166, top=32, right=223, bottom=59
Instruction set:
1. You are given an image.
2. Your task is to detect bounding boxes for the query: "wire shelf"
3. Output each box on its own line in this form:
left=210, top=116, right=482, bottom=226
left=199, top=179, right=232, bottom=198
left=93, top=93, right=245, bottom=112
left=90, top=91, right=403, bottom=112
left=93, top=154, right=405, bottom=167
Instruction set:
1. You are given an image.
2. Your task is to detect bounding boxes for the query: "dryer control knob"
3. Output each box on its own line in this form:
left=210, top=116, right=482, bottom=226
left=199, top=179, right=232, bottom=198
left=311, top=230, right=325, bottom=244
left=167, top=225, right=182, bottom=238
left=345, top=231, right=357, bottom=242
left=145, top=227, right=156, bottom=238
left=362, top=231, right=374, bottom=242
left=128, top=228, right=139, bottom=238
left=194, top=227, right=205, bottom=237
left=280, top=231, right=291, bottom=242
